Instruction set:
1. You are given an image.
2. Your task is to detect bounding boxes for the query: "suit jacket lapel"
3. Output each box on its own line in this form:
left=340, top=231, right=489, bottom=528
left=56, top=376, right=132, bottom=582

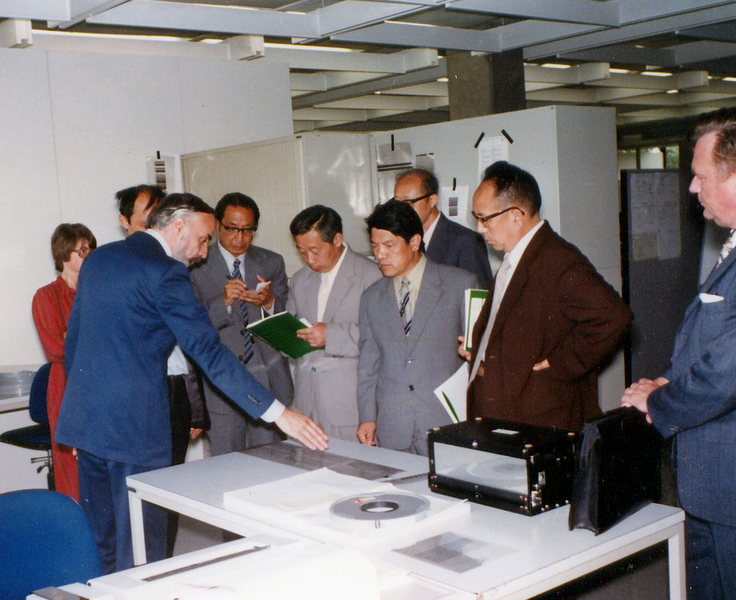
left=207, top=244, right=232, bottom=288
left=408, top=261, right=442, bottom=352
left=682, top=248, right=736, bottom=323
left=376, top=277, right=407, bottom=344
left=490, top=222, right=550, bottom=341
left=303, top=268, right=321, bottom=324
left=701, top=248, right=736, bottom=293
left=323, top=248, right=355, bottom=323
left=426, top=213, right=449, bottom=259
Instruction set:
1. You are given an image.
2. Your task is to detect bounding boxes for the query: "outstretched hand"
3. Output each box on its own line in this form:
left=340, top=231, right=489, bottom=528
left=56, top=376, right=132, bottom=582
left=275, top=407, right=329, bottom=451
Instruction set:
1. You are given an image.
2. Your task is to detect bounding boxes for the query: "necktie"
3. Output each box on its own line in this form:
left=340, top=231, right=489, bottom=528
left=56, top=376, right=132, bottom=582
left=232, top=259, right=254, bottom=365
left=470, top=257, right=511, bottom=382
left=716, top=229, right=735, bottom=267
left=399, top=277, right=412, bottom=336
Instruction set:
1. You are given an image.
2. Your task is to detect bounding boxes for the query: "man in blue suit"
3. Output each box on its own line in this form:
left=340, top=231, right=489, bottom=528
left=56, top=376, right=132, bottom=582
left=56, top=193, right=328, bottom=574
left=623, top=108, right=736, bottom=600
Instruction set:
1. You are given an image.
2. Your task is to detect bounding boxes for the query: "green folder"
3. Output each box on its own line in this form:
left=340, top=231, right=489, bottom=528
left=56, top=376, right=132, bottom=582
left=464, top=288, right=489, bottom=353
left=246, top=311, right=323, bottom=360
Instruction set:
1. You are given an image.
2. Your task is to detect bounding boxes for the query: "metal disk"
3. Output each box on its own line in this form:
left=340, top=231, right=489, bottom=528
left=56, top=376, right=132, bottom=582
left=329, top=492, right=430, bottom=521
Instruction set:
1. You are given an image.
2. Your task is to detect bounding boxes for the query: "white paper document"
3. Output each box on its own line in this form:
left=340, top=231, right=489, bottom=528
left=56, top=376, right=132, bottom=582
left=434, top=363, right=469, bottom=423
left=477, top=136, right=509, bottom=181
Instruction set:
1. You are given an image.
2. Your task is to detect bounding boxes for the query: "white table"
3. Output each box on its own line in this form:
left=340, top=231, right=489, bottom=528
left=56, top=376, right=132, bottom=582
left=127, top=440, right=685, bottom=600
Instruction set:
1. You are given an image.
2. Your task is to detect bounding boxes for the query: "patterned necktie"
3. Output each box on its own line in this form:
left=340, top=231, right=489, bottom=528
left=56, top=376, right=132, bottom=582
left=232, top=258, right=254, bottom=365
left=399, top=277, right=412, bottom=336
left=716, top=229, right=735, bottom=267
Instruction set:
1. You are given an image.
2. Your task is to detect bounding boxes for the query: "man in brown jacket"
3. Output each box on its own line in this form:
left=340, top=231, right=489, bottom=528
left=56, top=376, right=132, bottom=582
left=463, top=161, right=632, bottom=431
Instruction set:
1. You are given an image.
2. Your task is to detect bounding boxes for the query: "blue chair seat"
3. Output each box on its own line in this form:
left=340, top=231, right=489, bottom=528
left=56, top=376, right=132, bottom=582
left=0, top=422, right=51, bottom=452
left=0, top=489, right=103, bottom=600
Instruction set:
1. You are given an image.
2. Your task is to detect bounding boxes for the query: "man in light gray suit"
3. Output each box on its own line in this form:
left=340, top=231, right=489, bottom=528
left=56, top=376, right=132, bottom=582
left=357, top=200, right=478, bottom=456
left=287, top=205, right=382, bottom=441
left=190, top=193, right=293, bottom=454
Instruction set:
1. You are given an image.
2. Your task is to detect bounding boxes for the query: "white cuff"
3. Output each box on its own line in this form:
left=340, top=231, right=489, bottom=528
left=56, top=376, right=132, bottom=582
left=260, top=399, right=285, bottom=422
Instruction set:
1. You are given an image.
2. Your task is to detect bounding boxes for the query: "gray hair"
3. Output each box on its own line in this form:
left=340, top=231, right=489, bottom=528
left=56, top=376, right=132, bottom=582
left=146, top=193, right=214, bottom=230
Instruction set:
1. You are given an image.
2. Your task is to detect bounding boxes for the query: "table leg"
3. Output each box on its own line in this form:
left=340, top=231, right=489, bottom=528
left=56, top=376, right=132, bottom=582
left=128, top=489, right=147, bottom=566
left=668, top=526, right=686, bottom=600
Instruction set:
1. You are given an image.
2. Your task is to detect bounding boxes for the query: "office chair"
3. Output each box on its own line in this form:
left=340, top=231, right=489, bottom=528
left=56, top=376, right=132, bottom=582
left=0, top=489, right=103, bottom=600
left=0, top=362, right=54, bottom=489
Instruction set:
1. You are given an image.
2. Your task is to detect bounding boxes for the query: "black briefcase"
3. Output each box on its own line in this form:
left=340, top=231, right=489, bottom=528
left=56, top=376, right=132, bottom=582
left=569, top=407, right=662, bottom=535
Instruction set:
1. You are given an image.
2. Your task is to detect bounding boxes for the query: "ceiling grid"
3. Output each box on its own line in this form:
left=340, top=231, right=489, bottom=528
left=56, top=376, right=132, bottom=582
left=2, top=0, right=736, bottom=131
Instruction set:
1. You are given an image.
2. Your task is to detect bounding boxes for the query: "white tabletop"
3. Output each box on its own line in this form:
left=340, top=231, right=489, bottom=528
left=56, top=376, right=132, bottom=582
left=127, top=440, right=684, bottom=599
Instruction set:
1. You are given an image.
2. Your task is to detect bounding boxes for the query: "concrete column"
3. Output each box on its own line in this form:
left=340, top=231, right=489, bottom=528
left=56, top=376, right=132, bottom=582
left=446, top=50, right=526, bottom=120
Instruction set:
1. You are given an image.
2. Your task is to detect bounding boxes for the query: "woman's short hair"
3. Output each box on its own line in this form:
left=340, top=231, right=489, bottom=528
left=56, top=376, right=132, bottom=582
left=51, top=223, right=97, bottom=272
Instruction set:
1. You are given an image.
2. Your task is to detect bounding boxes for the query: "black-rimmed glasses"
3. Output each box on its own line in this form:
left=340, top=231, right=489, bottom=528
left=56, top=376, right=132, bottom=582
left=222, top=225, right=257, bottom=236
left=389, top=192, right=433, bottom=204
left=471, top=206, right=525, bottom=225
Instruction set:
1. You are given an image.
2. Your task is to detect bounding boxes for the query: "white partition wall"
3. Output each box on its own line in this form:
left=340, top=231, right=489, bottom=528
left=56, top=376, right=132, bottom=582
left=182, top=136, right=308, bottom=276
left=181, top=132, right=377, bottom=276
left=0, top=48, right=292, bottom=367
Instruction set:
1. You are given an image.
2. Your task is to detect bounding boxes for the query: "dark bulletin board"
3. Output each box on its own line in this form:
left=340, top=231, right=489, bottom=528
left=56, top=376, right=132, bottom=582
left=620, top=170, right=705, bottom=384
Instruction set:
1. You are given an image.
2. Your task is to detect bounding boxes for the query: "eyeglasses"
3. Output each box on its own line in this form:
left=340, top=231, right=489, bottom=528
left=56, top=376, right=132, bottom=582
left=222, top=225, right=257, bottom=236
left=389, top=192, right=433, bottom=204
left=73, top=246, right=91, bottom=258
left=471, top=206, right=525, bottom=225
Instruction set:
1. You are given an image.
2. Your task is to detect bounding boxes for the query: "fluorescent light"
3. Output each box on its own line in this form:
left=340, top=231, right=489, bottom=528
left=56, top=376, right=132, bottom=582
left=723, top=77, right=736, bottom=82
left=264, top=42, right=355, bottom=52
left=641, top=71, right=672, bottom=77
left=386, top=20, right=436, bottom=28
left=610, top=68, right=630, bottom=74
left=35, top=30, right=190, bottom=43
left=540, top=63, right=571, bottom=69
left=198, top=38, right=223, bottom=45
left=437, top=77, right=449, bottom=82
left=666, top=89, right=679, bottom=94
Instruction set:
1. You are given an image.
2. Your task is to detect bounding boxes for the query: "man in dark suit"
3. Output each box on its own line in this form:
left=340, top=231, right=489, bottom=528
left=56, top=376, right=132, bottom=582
left=357, top=200, right=477, bottom=456
left=623, top=108, right=736, bottom=600
left=56, top=194, right=327, bottom=574
left=116, top=182, right=202, bottom=557
left=393, top=168, right=492, bottom=288
left=190, top=193, right=293, bottom=454
left=464, top=161, right=631, bottom=432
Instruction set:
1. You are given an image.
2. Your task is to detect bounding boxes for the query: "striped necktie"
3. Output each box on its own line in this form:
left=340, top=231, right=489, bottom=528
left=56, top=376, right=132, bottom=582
left=399, top=277, right=412, bottom=336
left=232, top=259, right=254, bottom=365
left=716, top=229, right=735, bottom=267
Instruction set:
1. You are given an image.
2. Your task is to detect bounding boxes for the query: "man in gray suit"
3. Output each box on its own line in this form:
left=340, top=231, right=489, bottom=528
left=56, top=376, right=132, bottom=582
left=190, top=193, right=293, bottom=454
left=357, top=200, right=478, bottom=456
left=287, top=205, right=382, bottom=441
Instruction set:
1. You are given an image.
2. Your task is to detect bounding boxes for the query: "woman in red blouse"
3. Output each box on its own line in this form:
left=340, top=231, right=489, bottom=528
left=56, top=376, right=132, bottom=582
left=32, top=223, right=96, bottom=500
